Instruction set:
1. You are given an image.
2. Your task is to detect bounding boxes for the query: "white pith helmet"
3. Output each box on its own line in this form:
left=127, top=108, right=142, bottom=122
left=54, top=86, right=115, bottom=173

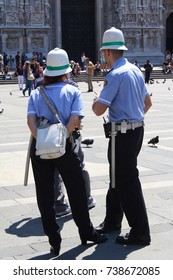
left=44, top=48, right=72, bottom=76
left=100, top=27, right=128, bottom=51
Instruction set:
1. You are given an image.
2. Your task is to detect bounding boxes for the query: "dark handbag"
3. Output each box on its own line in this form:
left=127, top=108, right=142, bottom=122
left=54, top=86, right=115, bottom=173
left=103, top=117, right=111, bottom=138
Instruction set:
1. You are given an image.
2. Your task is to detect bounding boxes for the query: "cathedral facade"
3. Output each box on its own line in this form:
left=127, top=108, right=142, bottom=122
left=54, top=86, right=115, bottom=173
left=0, top=0, right=173, bottom=65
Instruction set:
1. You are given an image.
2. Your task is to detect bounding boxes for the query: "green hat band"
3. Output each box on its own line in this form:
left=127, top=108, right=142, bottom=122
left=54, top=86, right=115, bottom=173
left=47, top=64, right=69, bottom=71
left=102, top=41, right=125, bottom=47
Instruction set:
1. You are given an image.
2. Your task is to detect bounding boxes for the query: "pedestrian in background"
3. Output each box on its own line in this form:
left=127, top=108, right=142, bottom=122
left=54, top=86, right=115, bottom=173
left=81, top=52, right=86, bottom=70
left=92, top=27, right=152, bottom=246
left=3, top=64, right=12, bottom=80
left=0, top=53, right=3, bottom=74
left=23, top=61, right=34, bottom=96
left=143, top=59, right=153, bottom=84
left=15, top=62, right=24, bottom=90
left=85, top=57, right=94, bottom=92
left=134, top=60, right=141, bottom=70
left=15, top=51, right=21, bottom=68
left=54, top=79, right=96, bottom=216
left=54, top=139, right=96, bottom=216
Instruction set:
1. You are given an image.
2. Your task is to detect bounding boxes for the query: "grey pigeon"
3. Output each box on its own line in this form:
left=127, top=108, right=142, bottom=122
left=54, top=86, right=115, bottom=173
left=81, top=139, right=94, bottom=147
left=148, top=136, right=159, bottom=146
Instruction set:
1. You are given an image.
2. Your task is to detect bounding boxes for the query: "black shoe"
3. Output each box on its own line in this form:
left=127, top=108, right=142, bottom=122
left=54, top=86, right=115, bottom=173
left=95, top=221, right=121, bottom=234
left=22, top=90, right=25, bottom=96
left=50, top=245, right=61, bottom=256
left=116, top=233, right=151, bottom=246
left=80, top=231, right=108, bottom=245
left=49, top=233, right=61, bottom=255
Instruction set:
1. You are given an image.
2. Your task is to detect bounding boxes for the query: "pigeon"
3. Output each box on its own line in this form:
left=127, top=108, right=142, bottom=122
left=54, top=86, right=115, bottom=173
left=81, top=139, right=94, bottom=147
left=163, top=79, right=166, bottom=83
left=9, top=91, right=12, bottom=95
left=150, top=93, right=152, bottom=96
left=0, top=108, right=4, bottom=114
left=156, top=80, right=159, bottom=84
left=148, top=136, right=159, bottom=146
left=168, top=87, right=171, bottom=90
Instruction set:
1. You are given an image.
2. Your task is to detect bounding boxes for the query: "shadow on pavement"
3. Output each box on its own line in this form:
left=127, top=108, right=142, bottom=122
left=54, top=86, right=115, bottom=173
left=5, top=217, right=44, bottom=237
left=5, top=213, right=73, bottom=238
left=5, top=216, right=146, bottom=260
left=29, top=233, right=145, bottom=260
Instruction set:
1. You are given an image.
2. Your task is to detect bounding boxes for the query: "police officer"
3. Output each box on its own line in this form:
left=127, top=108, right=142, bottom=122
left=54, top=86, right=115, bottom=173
left=92, top=27, right=152, bottom=245
left=27, top=48, right=107, bottom=256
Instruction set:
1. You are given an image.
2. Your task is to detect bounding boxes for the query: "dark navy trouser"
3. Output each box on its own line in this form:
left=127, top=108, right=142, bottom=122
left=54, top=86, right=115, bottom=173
left=30, top=138, right=93, bottom=244
left=106, top=126, right=150, bottom=237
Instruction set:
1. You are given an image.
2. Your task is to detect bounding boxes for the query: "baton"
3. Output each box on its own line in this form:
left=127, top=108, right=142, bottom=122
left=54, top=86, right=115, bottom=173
left=24, top=134, right=33, bottom=186
left=111, top=123, right=117, bottom=188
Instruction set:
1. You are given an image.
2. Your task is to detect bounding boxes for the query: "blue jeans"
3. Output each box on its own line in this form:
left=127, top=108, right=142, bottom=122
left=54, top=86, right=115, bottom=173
left=23, top=79, right=33, bottom=96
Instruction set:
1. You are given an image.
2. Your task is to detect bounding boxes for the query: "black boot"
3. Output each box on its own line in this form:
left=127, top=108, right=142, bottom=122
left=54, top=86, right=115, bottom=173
left=80, top=229, right=107, bottom=245
left=49, top=232, right=62, bottom=256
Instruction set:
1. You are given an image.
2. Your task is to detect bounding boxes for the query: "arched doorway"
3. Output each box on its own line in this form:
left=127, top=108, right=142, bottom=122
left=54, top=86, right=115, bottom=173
left=61, top=0, right=96, bottom=64
left=166, top=13, right=173, bottom=51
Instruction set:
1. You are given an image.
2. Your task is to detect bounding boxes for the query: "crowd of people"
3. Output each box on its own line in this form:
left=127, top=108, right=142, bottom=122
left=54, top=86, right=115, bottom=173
left=0, top=50, right=110, bottom=94
left=0, top=51, right=46, bottom=93
left=70, top=55, right=108, bottom=78
left=1, top=48, right=173, bottom=87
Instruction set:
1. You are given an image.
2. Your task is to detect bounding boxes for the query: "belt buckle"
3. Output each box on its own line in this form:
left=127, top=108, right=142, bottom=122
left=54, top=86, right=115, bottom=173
left=121, top=120, right=127, bottom=133
left=131, top=123, right=135, bottom=130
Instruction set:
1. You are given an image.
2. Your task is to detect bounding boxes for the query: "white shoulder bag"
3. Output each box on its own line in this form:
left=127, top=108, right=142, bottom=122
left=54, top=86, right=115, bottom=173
left=36, top=86, right=67, bottom=159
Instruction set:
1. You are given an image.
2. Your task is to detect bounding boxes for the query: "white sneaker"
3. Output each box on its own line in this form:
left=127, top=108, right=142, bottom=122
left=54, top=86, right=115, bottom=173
left=88, top=196, right=96, bottom=210
left=56, top=206, right=71, bottom=217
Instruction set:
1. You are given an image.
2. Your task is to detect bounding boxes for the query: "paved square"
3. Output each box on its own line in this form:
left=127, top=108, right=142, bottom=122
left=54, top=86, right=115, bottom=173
left=0, top=79, right=173, bottom=260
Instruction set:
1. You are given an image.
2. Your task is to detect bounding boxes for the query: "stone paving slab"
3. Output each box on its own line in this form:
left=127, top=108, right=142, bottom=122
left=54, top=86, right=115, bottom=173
left=0, top=81, right=173, bottom=261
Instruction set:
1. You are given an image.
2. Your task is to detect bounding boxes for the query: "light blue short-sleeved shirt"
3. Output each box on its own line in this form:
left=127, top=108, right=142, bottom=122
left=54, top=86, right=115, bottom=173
left=98, top=57, right=149, bottom=123
left=27, top=82, right=84, bottom=125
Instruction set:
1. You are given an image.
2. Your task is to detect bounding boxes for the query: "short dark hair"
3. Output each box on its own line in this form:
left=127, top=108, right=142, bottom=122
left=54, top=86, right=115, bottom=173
left=43, top=74, right=65, bottom=85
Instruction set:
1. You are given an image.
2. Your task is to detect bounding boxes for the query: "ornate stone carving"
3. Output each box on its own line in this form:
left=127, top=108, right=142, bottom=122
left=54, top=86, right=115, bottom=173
left=0, top=0, right=170, bottom=65
left=6, top=0, right=17, bottom=11
left=0, top=5, right=4, bottom=24
left=6, top=38, right=19, bottom=50
left=111, top=0, right=165, bottom=63
left=44, top=0, right=50, bottom=25
left=34, top=0, right=42, bottom=12
left=6, top=12, right=18, bottom=24
left=31, top=13, right=44, bottom=25
left=31, top=38, right=44, bottom=50
left=128, top=0, right=136, bottom=12
left=0, top=0, right=52, bottom=54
